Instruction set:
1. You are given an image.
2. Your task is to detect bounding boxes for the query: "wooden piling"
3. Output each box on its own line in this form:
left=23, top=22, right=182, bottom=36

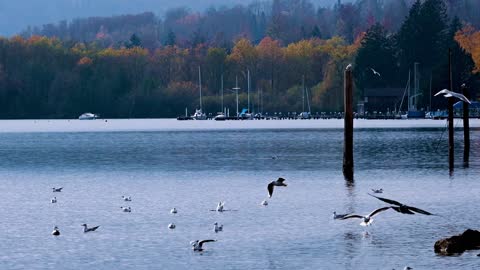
left=448, top=49, right=454, bottom=173
left=343, top=65, right=354, bottom=181
left=462, top=84, right=470, bottom=167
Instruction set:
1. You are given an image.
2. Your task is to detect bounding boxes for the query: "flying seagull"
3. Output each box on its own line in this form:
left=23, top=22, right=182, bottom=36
left=333, top=211, right=351, bottom=220
left=267, top=177, right=287, bottom=198
left=368, top=194, right=433, bottom=215
left=52, top=187, right=63, bottom=192
left=340, top=207, right=391, bottom=226
left=52, top=226, right=60, bottom=236
left=82, top=224, right=100, bottom=233
left=434, top=89, right=471, bottom=104
left=190, top=240, right=216, bottom=252
left=370, top=67, right=381, bottom=76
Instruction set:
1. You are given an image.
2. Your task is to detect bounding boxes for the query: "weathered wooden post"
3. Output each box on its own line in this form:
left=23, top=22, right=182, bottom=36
left=448, top=49, right=454, bottom=173
left=462, top=84, right=470, bottom=167
left=343, top=64, right=354, bottom=181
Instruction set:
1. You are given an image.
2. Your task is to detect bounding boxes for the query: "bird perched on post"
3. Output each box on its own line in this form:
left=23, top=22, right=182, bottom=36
left=346, top=64, right=352, bottom=71
left=434, top=89, right=471, bottom=104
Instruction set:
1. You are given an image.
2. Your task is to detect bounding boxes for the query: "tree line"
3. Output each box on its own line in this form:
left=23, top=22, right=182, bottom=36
left=0, top=0, right=478, bottom=119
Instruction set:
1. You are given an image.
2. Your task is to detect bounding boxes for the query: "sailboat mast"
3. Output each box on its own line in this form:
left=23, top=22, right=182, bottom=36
left=221, top=74, right=224, bottom=113
left=306, top=87, right=311, bottom=113
left=233, top=76, right=240, bottom=116
left=198, top=66, right=203, bottom=111
left=302, top=75, right=305, bottom=112
left=408, top=69, right=411, bottom=111
left=247, top=69, right=250, bottom=113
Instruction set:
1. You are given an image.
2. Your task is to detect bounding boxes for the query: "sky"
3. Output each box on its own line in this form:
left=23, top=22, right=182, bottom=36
left=0, top=0, right=350, bottom=36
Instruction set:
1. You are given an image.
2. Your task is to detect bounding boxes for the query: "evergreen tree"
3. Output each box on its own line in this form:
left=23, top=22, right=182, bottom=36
left=311, top=25, right=321, bottom=38
left=355, top=23, right=398, bottom=95
left=165, top=30, right=176, bottom=46
left=126, top=34, right=142, bottom=48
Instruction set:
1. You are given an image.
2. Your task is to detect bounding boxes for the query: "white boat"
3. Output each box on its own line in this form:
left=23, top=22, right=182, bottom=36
left=192, top=109, right=207, bottom=120
left=78, top=113, right=98, bottom=120
left=298, top=112, right=311, bottom=119
left=214, top=112, right=226, bottom=121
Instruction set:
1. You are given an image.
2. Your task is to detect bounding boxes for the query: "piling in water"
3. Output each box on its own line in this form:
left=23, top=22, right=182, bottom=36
left=448, top=49, right=454, bottom=173
left=462, top=84, right=470, bottom=168
left=343, top=65, right=354, bottom=181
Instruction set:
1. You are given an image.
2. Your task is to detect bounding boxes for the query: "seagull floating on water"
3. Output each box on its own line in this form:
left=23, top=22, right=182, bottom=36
left=368, top=194, right=434, bottom=215
left=340, top=207, right=391, bottom=226
left=52, top=226, right=60, bottom=236
left=370, top=67, right=381, bottom=76
left=267, top=177, right=287, bottom=198
left=371, top=188, right=383, bottom=194
left=51, top=197, right=57, bottom=203
left=171, top=208, right=177, bottom=214
left=434, top=89, right=471, bottom=104
left=52, top=187, right=63, bottom=192
left=82, top=224, right=100, bottom=233
left=191, top=240, right=216, bottom=252
left=333, top=211, right=351, bottom=220
left=216, top=202, right=225, bottom=212
left=213, top=222, right=223, bottom=233
left=261, top=200, right=268, bottom=206
left=122, top=196, right=132, bottom=202
left=121, top=206, right=132, bottom=212
left=168, top=223, right=176, bottom=229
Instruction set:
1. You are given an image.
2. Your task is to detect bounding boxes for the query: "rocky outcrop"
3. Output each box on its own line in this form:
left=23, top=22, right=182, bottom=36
left=434, top=229, right=480, bottom=255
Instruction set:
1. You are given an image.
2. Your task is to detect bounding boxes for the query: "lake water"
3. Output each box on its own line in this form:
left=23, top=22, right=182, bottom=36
left=0, top=119, right=479, bottom=270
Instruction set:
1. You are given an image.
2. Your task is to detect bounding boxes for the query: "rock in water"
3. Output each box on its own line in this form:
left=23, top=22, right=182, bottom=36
left=434, top=229, right=480, bottom=255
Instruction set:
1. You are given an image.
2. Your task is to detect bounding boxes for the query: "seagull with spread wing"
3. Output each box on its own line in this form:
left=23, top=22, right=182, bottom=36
left=267, top=177, right=287, bottom=198
left=368, top=194, right=434, bottom=215
left=340, top=207, right=391, bottom=226
left=434, top=89, right=471, bottom=104
left=370, top=67, right=381, bottom=77
left=191, top=240, right=216, bottom=252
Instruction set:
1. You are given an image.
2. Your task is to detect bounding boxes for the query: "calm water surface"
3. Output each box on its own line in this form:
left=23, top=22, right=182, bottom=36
left=0, top=120, right=479, bottom=270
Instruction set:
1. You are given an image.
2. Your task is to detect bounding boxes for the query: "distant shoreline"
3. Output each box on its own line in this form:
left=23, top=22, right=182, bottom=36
left=1, top=118, right=479, bottom=133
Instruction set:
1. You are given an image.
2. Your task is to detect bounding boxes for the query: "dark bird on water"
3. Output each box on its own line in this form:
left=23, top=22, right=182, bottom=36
left=191, top=240, right=216, bottom=252
left=82, top=224, right=100, bottom=233
left=368, top=194, right=434, bottom=215
left=332, top=211, right=351, bottom=220
left=340, top=207, right=391, bottom=226
left=267, top=177, right=287, bottom=198
left=52, top=226, right=60, bottom=236
left=52, top=187, right=63, bottom=192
